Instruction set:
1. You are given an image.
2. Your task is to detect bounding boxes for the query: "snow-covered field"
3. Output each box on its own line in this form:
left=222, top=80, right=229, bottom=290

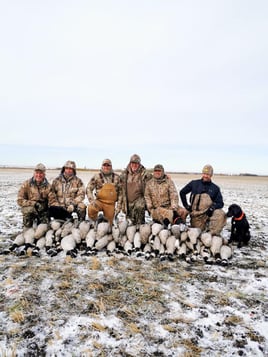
left=0, top=168, right=267, bottom=357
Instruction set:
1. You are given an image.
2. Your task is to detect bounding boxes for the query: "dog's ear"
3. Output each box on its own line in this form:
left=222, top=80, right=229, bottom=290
left=232, top=204, right=243, bottom=218
left=226, top=204, right=234, bottom=217
left=226, top=210, right=232, bottom=217
left=227, top=204, right=242, bottom=218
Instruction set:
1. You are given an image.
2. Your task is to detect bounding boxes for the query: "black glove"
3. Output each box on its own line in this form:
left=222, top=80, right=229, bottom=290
left=35, top=201, right=46, bottom=212
left=185, top=204, right=192, bottom=212
left=206, top=207, right=214, bottom=217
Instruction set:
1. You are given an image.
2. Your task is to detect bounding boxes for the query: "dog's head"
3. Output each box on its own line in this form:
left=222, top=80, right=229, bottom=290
left=226, top=204, right=243, bottom=218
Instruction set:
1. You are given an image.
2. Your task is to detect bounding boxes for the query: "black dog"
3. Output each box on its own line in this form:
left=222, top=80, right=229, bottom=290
left=226, top=204, right=250, bottom=248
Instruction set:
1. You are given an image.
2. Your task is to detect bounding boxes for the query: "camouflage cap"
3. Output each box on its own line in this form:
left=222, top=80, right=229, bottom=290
left=102, top=158, right=112, bottom=166
left=64, top=160, right=76, bottom=170
left=35, top=163, right=46, bottom=172
left=154, top=164, right=164, bottom=171
left=202, top=164, right=213, bottom=176
left=130, top=154, right=141, bottom=164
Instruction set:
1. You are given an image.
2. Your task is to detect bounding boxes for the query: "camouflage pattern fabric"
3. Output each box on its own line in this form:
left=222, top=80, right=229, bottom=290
left=17, top=177, right=55, bottom=227
left=127, top=197, right=147, bottom=225
left=21, top=206, right=49, bottom=227
left=120, top=164, right=152, bottom=224
left=144, top=175, right=182, bottom=223
left=51, top=174, right=86, bottom=219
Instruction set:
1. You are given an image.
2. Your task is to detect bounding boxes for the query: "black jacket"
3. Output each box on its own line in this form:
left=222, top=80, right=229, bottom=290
left=180, top=179, right=224, bottom=210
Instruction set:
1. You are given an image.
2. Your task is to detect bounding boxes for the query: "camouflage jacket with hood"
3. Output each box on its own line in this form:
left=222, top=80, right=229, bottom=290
left=17, top=177, right=57, bottom=208
left=51, top=173, right=85, bottom=208
left=144, top=174, right=179, bottom=212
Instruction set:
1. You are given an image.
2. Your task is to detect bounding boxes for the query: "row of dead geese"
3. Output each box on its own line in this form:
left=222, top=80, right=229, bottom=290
left=2, top=217, right=233, bottom=265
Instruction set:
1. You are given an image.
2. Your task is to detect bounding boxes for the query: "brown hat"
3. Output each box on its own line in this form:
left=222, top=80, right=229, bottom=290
left=130, top=154, right=141, bottom=164
left=35, top=163, right=46, bottom=172
left=202, top=164, right=213, bottom=176
left=102, top=158, right=112, bottom=166
left=154, top=164, right=164, bottom=171
left=64, top=160, right=76, bottom=170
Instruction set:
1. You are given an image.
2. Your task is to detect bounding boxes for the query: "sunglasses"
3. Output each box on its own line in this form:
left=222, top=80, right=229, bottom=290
left=103, top=164, right=111, bottom=167
left=154, top=169, right=162, bottom=172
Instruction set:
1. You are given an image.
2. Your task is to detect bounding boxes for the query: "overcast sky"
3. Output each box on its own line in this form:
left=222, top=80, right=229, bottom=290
left=1, top=1, right=267, bottom=175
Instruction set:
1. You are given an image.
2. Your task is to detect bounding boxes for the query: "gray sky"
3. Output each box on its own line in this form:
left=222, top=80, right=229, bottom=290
left=1, top=0, right=267, bottom=174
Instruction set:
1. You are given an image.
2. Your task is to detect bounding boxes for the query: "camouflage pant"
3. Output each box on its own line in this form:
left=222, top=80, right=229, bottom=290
left=190, top=193, right=226, bottom=235
left=76, top=202, right=87, bottom=220
left=127, top=197, right=146, bottom=225
left=150, top=207, right=173, bottom=224
left=190, top=209, right=226, bottom=235
left=150, top=206, right=188, bottom=225
left=21, top=206, right=49, bottom=228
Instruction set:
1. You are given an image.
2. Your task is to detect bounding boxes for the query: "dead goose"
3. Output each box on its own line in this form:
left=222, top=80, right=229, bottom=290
left=165, top=235, right=177, bottom=260
left=36, top=237, right=46, bottom=250
left=23, top=227, right=36, bottom=245
left=96, top=221, right=111, bottom=239
left=139, top=223, right=152, bottom=245
left=210, top=235, right=223, bottom=260
left=2, top=232, right=25, bottom=254
left=78, top=221, right=91, bottom=240
left=50, top=219, right=62, bottom=231
left=133, top=231, right=141, bottom=251
left=200, top=232, right=212, bottom=248
left=124, top=240, right=133, bottom=255
left=45, top=229, right=54, bottom=248
left=60, top=234, right=77, bottom=258
left=95, top=235, right=110, bottom=250
left=187, top=227, right=201, bottom=245
left=200, top=245, right=211, bottom=262
left=180, top=231, right=188, bottom=243
left=143, top=243, right=152, bottom=260
left=117, top=234, right=127, bottom=250
left=34, top=223, right=48, bottom=240
left=107, top=240, right=116, bottom=255
left=83, top=228, right=97, bottom=256
left=170, top=224, right=181, bottom=239
left=126, top=224, right=136, bottom=243
left=152, top=235, right=161, bottom=255
left=151, top=222, right=163, bottom=239
left=61, top=221, right=74, bottom=238
left=112, top=224, right=120, bottom=242
left=220, top=244, right=233, bottom=266
left=158, top=228, right=170, bottom=245
left=118, top=219, right=129, bottom=236
left=159, top=242, right=166, bottom=260
left=177, top=242, right=187, bottom=259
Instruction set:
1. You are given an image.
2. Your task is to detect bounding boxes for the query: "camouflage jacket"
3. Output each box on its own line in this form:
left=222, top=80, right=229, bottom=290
left=17, top=177, right=57, bottom=208
left=51, top=174, right=85, bottom=208
left=86, top=171, right=123, bottom=209
left=120, top=164, right=152, bottom=209
left=144, top=175, right=179, bottom=212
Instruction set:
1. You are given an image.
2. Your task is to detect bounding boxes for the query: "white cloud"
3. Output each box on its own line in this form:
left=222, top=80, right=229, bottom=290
left=0, top=1, right=267, bottom=174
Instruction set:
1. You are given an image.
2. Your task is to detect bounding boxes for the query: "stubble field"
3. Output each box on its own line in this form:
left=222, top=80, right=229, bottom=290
left=0, top=168, right=267, bottom=356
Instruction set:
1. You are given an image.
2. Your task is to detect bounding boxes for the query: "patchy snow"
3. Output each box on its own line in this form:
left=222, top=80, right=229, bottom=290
left=0, top=169, right=267, bottom=356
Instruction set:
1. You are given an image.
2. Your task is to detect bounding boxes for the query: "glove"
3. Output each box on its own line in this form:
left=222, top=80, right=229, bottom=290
left=35, top=201, right=45, bottom=212
left=206, top=207, right=214, bottom=217
left=67, top=204, right=75, bottom=213
left=185, top=204, right=192, bottom=212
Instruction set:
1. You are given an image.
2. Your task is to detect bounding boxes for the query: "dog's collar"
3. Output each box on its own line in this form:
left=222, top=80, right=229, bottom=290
left=234, top=212, right=245, bottom=221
